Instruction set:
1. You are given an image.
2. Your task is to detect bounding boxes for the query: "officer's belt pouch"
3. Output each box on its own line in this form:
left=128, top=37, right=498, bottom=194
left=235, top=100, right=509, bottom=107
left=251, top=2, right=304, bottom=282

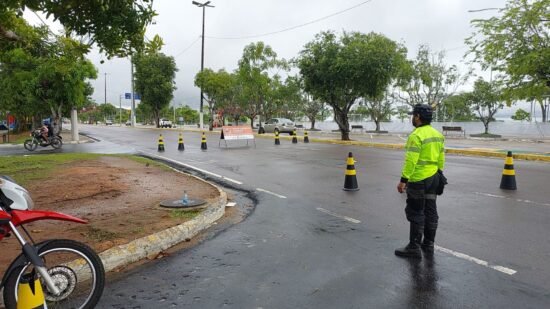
left=436, top=170, right=447, bottom=195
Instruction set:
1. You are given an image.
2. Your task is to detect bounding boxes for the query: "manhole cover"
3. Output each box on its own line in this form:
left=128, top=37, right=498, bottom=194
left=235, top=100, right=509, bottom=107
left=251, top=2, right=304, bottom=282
left=159, top=199, right=207, bottom=210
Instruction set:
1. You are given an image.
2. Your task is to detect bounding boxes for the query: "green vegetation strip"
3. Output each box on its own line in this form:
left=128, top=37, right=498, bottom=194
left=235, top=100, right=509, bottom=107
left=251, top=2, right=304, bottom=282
left=0, top=153, right=168, bottom=186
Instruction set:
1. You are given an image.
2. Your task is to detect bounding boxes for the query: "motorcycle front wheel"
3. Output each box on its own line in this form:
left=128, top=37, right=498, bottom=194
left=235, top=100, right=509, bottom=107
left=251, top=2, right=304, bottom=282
left=3, top=239, right=105, bottom=309
left=51, top=137, right=63, bottom=149
left=23, top=139, right=38, bottom=151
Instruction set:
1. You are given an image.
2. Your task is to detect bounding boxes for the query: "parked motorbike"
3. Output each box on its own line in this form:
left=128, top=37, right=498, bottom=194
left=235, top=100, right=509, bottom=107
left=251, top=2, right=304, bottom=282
left=23, top=130, right=63, bottom=151
left=0, top=175, right=104, bottom=308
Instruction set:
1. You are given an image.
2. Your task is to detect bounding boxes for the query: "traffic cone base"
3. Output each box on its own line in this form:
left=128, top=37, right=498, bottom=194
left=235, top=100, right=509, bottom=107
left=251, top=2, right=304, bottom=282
left=343, top=152, right=359, bottom=191
left=158, top=134, right=165, bottom=152
left=500, top=151, right=516, bottom=190
left=201, top=133, right=207, bottom=150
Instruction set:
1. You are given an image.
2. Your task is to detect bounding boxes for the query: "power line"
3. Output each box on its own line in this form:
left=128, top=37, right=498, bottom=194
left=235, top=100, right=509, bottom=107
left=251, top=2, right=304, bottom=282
left=205, top=0, right=374, bottom=40
left=174, top=36, right=202, bottom=58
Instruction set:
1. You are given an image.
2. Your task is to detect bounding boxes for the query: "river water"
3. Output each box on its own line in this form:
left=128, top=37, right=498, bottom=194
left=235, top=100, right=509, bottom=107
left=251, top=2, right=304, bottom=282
left=303, top=121, right=550, bottom=139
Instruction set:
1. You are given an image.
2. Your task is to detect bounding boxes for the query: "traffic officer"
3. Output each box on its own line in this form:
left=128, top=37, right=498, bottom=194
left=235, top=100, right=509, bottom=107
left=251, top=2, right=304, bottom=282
left=395, top=104, right=445, bottom=258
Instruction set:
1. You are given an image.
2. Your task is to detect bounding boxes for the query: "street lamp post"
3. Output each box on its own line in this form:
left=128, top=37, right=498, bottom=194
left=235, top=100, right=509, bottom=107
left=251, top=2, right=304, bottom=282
left=192, top=1, right=214, bottom=130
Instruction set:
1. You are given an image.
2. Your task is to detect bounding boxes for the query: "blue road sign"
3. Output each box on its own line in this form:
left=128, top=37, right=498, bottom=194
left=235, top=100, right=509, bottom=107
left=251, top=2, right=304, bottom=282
left=125, top=93, right=131, bottom=99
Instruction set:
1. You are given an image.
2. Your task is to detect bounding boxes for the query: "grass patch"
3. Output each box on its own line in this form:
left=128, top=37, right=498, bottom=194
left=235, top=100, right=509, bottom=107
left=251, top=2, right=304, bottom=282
left=82, top=226, right=118, bottom=242
left=0, top=153, right=104, bottom=186
left=470, top=133, right=502, bottom=138
left=116, top=154, right=172, bottom=171
left=0, top=153, right=171, bottom=186
left=169, top=209, right=202, bottom=220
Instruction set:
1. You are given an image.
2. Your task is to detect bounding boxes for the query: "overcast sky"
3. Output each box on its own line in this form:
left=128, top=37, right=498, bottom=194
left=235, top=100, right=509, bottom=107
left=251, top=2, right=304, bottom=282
left=26, top=0, right=543, bottom=118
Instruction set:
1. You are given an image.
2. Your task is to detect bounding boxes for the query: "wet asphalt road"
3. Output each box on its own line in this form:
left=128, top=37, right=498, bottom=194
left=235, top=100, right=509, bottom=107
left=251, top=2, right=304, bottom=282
left=3, top=125, right=550, bottom=308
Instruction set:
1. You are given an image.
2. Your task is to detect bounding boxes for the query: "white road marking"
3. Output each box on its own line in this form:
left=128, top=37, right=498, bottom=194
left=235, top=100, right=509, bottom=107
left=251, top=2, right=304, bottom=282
left=226, top=202, right=237, bottom=207
left=398, top=135, right=406, bottom=141
left=316, top=207, right=361, bottom=224
left=475, top=192, right=550, bottom=207
left=256, top=188, right=287, bottom=199
left=142, top=152, right=244, bottom=185
left=435, top=245, right=517, bottom=275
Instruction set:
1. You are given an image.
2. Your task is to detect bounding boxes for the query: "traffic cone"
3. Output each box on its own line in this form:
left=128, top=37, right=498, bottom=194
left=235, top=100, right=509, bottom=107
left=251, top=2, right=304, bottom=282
left=343, top=152, right=359, bottom=191
left=178, top=133, right=185, bottom=151
left=158, top=134, right=165, bottom=152
left=201, top=132, right=207, bottom=150
left=292, top=130, right=298, bottom=144
left=499, top=151, right=517, bottom=190
left=17, top=276, right=46, bottom=309
left=274, top=131, right=280, bottom=145
left=304, top=130, right=309, bottom=143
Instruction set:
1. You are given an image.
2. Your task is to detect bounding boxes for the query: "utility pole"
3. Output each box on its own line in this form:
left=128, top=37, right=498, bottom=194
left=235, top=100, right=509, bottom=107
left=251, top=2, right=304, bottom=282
left=104, top=73, right=107, bottom=105
left=130, top=57, right=136, bottom=127
left=193, top=1, right=214, bottom=130
left=119, top=94, right=123, bottom=126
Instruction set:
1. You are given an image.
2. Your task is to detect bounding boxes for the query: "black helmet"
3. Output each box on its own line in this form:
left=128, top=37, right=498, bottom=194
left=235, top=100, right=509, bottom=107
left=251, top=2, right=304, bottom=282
left=408, top=104, right=433, bottom=121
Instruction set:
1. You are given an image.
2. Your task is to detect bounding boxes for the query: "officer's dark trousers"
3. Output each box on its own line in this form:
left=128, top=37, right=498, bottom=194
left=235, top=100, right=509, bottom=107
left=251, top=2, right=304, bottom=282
left=405, top=173, right=440, bottom=240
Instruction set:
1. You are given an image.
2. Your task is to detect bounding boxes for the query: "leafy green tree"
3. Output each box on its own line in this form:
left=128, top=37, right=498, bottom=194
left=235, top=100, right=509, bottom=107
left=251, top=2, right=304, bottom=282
left=237, top=41, right=282, bottom=129
left=362, top=93, right=395, bottom=131
left=134, top=52, right=177, bottom=128
left=0, top=0, right=155, bottom=57
left=467, top=0, right=550, bottom=122
left=394, top=44, right=469, bottom=120
left=511, top=108, right=531, bottom=122
left=395, top=105, right=409, bottom=123
left=298, top=31, right=407, bottom=140
left=466, top=78, right=504, bottom=134
left=440, top=94, right=477, bottom=121
left=195, top=68, right=235, bottom=130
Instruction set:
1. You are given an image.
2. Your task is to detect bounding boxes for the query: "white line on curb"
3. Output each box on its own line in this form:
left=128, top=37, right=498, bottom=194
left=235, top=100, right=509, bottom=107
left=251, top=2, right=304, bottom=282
left=475, top=192, right=550, bottom=207
left=256, top=188, right=287, bottom=199
left=435, top=245, right=517, bottom=275
left=143, top=152, right=244, bottom=185
left=316, top=207, right=361, bottom=224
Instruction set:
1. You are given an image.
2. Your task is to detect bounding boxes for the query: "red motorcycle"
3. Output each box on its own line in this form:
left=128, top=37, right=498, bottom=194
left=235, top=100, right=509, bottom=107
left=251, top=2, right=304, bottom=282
left=0, top=175, right=104, bottom=309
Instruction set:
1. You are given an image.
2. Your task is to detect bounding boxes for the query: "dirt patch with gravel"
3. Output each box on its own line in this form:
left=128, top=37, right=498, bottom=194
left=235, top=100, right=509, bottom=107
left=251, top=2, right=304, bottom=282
left=1, top=156, right=219, bottom=273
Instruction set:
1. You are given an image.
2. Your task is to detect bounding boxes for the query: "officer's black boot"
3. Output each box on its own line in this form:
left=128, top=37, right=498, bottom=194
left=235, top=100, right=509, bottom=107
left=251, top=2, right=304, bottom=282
left=395, top=223, right=423, bottom=258
left=421, top=227, right=436, bottom=256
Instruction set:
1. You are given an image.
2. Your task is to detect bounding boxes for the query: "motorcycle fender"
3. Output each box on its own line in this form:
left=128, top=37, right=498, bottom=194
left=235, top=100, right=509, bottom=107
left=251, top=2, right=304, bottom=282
left=10, top=210, right=87, bottom=226
left=0, top=240, right=55, bottom=289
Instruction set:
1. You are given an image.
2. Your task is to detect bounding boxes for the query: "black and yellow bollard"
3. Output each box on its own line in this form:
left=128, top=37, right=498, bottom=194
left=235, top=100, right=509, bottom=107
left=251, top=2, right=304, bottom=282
left=178, top=133, right=185, bottom=151
left=292, top=129, right=298, bottom=144
left=274, top=131, right=280, bottom=145
left=201, top=132, right=207, bottom=150
left=158, top=134, right=165, bottom=152
left=500, top=151, right=517, bottom=190
left=17, top=276, right=46, bottom=309
left=343, top=152, right=359, bottom=191
left=304, top=130, right=309, bottom=143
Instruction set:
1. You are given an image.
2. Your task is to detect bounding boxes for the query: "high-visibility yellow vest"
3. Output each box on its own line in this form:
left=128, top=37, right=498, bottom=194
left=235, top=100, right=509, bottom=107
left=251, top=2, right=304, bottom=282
left=401, top=124, right=445, bottom=183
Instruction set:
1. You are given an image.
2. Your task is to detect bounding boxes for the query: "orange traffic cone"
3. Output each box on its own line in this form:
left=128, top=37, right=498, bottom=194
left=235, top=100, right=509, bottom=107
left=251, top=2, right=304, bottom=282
left=343, top=152, right=359, bottom=191
left=500, top=151, right=516, bottom=190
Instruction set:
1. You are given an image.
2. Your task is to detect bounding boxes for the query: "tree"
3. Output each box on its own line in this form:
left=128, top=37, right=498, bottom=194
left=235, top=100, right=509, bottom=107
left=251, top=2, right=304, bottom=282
left=466, top=78, right=504, bottom=134
left=467, top=0, right=550, bottom=122
left=511, top=108, right=531, bottom=122
left=441, top=94, right=477, bottom=121
left=0, top=0, right=155, bottom=57
left=395, top=105, right=409, bottom=123
left=237, top=41, right=282, bottom=129
left=394, top=45, right=469, bottom=120
left=133, top=52, right=177, bottom=128
left=194, top=68, right=235, bottom=130
left=298, top=31, right=407, bottom=140
left=362, top=93, right=395, bottom=131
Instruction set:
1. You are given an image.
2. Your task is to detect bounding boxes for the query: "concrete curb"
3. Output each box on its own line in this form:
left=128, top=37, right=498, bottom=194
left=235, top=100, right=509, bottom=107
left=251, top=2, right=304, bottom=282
left=254, top=133, right=550, bottom=162
left=98, top=172, right=227, bottom=273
